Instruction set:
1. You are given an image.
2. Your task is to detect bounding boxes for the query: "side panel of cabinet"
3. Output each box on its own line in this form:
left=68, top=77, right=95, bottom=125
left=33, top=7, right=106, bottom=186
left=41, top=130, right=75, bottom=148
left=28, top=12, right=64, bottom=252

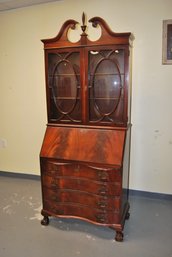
left=121, top=126, right=131, bottom=213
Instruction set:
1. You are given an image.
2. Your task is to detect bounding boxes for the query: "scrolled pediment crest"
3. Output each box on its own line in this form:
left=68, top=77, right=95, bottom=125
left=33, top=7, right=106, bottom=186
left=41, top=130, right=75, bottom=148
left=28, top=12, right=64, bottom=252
left=42, top=13, right=133, bottom=48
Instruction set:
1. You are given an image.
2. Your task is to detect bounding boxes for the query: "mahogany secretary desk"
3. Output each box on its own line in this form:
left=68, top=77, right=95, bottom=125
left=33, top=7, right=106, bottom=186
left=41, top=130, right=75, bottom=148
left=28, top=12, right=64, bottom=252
left=40, top=13, right=133, bottom=242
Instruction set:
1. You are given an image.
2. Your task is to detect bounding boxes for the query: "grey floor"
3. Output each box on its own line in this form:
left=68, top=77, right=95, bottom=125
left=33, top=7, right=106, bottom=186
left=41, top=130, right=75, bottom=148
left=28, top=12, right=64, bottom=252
left=0, top=174, right=172, bottom=257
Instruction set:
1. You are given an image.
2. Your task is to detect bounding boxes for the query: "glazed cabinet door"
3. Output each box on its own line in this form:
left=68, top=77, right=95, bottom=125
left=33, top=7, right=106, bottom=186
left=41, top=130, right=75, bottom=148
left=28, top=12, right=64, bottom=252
left=87, top=46, right=129, bottom=126
left=45, top=49, right=82, bottom=123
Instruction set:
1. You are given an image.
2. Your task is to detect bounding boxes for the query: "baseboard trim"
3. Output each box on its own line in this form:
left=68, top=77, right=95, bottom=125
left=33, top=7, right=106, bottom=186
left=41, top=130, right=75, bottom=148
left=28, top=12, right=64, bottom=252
left=0, top=171, right=40, bottom=181
left=129, top=189, right=172, bottom=200
left=0, top=170, right=171, bottom=200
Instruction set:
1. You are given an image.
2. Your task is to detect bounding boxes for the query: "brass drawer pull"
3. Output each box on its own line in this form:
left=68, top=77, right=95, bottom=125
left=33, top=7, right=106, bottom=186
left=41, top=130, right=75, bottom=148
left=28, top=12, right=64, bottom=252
left=51, top=181, right=58, bottom=188
left=98, top=172, right=108, bottom=181
left=49, top=163, right=60, bottom=172
left=97, top=201, right=107, bottom=209
left=51, top=195, right=60, bottom=202
left=98, top=186, right=108, bottom=195
left=74, top=165, right=80, bottom=172
left=47, top=170, right=56, bottom=176
left=95, top=214, right=106, bottom=223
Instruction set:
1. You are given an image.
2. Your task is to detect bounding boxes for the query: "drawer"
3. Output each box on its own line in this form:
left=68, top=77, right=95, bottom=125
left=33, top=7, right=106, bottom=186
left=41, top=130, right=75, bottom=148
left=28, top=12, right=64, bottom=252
left=41, top=175, right=121, bottom=196
left=42, top=188, right=120, bottom=211
left=43, top=201, right=120, bottom=225
left=41, top=160, right=121, bottom=182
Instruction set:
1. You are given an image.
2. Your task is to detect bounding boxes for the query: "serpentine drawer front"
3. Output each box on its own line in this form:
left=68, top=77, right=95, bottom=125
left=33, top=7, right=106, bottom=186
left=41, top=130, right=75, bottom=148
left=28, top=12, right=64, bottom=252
left=42, top=175, right=121, bottom=196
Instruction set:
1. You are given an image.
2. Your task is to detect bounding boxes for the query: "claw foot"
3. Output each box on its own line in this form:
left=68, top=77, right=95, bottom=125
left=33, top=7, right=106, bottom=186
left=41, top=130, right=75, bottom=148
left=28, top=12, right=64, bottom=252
left=41, top=216, right=49, bottom=226
left=115, top=231, right=123, bottom=242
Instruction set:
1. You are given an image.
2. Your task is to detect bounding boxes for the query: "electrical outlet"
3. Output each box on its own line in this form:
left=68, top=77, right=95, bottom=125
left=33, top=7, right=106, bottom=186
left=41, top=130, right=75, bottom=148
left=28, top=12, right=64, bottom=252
left=0, top=139, right=7, bottom=148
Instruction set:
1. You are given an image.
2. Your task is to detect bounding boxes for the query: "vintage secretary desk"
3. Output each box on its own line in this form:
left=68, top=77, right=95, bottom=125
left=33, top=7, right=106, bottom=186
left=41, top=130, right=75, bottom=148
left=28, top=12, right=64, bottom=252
left=40, top=13, right=133, bottom=242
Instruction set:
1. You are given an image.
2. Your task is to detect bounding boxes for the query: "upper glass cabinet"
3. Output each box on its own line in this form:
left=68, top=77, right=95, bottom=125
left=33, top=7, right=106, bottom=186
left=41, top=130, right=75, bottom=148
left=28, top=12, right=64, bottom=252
left=42, top=14, right=132, bottom=126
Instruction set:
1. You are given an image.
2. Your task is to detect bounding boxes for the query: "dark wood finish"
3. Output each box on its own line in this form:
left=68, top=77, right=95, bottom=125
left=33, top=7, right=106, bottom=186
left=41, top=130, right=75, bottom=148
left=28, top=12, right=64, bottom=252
left=40, top=127, right=125, bottom=165
left=40, top=13, right=133, bottom=241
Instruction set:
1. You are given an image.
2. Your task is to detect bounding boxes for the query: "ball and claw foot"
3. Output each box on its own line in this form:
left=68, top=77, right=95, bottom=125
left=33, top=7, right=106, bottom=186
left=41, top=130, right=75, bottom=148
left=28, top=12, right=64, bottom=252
left=41, top=216, right=49, bottom=226
left=115, top=231, right=124, bottom=242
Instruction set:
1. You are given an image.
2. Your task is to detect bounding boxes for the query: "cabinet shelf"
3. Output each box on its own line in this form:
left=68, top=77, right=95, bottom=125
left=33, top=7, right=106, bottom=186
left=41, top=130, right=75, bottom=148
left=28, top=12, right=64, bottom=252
left=49, top=73, right=124, bottom=76
left=51, top=97, right=123, bottom=100
left=89, top=73, right=124, bottom=76
left=52, top=97, right=80, bottom=100
left=49, top=74, right=80, bottom=77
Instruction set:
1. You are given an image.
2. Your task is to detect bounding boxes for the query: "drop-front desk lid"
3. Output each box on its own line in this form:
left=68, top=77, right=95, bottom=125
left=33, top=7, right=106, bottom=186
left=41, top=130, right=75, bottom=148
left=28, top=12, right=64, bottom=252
left=40, top=126, right=126, bottom=166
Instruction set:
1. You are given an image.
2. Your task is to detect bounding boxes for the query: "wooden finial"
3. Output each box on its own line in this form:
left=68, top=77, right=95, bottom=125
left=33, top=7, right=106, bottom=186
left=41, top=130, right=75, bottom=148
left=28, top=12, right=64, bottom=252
left=81, top=12, right=87, bottom=34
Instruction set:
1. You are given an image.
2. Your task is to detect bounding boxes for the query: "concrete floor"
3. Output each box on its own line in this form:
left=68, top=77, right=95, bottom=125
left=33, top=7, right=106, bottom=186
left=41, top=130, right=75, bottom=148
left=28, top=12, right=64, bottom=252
left=0, top=174, right=172, bottom=257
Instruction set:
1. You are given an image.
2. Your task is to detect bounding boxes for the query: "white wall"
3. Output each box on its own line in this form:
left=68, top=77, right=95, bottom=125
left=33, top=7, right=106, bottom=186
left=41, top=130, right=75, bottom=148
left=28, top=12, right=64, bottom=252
left=0, top=0, right=172, bottom=194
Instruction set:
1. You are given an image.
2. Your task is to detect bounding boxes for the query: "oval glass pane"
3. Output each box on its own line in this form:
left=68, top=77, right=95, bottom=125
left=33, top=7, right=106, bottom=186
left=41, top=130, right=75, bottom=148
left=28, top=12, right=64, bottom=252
left=93, top=59, right=121, bottom=115
left=52, top=60, right=77, bottom=114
